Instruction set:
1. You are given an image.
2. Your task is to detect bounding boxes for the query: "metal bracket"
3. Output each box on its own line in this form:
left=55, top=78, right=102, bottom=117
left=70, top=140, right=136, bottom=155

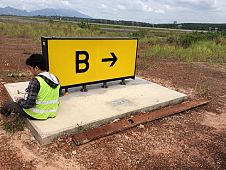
left=80, top=85, right=88, bottom=92
left=59, top=87, right=64, bottom=96
left=101, top=82, right=108, bottom=88
left=120, top=79, right=126, bottom=85
left=65, top=88, right=68, bottom=93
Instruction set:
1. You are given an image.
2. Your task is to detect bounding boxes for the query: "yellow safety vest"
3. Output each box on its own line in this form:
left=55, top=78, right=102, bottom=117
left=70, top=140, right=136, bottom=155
left=23, top=76, right=60, bottom=120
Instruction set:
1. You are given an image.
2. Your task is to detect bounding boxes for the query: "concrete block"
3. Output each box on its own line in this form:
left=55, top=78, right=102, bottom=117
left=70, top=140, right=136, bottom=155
left=4, top=77, right=187, bottom=145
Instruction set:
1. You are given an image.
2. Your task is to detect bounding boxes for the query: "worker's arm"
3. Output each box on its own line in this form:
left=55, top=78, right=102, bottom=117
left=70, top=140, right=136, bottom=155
left=17, top=78, right=40, bottom=109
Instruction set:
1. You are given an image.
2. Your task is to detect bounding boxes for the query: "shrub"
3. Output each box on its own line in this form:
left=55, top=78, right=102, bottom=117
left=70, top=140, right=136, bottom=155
left=130, top=30, right=148, bottom=38
left=78, top=21, right=90, bottom=29
left=1, top=114, right=25, bottom=133
left=179, top=32, right=221, bottom=48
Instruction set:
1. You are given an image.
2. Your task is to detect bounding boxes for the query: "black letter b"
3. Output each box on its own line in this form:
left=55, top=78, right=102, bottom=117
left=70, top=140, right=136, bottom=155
left=76, top=51, right=89, bottom=73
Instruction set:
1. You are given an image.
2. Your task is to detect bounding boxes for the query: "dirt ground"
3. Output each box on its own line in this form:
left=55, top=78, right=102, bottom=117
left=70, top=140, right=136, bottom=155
left=0, top=34, right=226, bottom=170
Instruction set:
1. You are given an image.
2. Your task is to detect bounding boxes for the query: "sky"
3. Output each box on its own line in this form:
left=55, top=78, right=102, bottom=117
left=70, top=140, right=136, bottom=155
left=0, top=0, right=226, bottom=23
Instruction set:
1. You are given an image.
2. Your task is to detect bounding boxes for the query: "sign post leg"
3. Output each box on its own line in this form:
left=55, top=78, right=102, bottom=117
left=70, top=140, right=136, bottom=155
left=120, top=79, right=126, bottom=85
left=59, top=87, right=64, bottom=96
left=65, top=88, right=68, bottom=93
left=80, top=85, right=88, bottom=92
left=101, top=82, right=108, bottom=88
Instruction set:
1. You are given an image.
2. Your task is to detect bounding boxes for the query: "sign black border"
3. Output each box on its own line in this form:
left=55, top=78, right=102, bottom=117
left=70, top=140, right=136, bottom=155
left=41, top=37, right=138, bottom=89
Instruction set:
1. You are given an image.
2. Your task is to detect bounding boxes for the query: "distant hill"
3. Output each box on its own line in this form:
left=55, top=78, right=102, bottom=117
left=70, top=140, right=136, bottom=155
left=0, top=6, right=29, bottom=16
left=0, top=6, right=91, bottom=18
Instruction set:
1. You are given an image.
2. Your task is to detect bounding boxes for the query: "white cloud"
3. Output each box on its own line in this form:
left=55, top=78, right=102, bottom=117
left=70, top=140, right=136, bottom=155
left=157, top=0, right=217, bottom=11
left=100, top=4, right=107, bottom=9
left=117, top=4, right=126, bottom=10
left=60, top=0, right=70, bottom=6
left=0, top=0, right=226, bottom=23
left=155, top=9, right=165, bottom=14
left=137, top=0, right=153, bottom=12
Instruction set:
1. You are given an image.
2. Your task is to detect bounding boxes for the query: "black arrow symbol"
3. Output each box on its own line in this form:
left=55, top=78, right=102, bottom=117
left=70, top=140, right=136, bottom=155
left=102, top=52, right=118, bottom=67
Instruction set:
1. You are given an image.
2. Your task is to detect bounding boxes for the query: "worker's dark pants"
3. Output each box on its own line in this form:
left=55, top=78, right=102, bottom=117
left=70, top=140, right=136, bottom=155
left=0, top=101, right=35, bottom=119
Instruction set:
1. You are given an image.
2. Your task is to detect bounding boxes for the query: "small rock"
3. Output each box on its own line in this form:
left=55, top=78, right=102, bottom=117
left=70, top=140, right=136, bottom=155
left=111, top=118, right=120, bottom=123
left=138, top=124, right=145, bottom=129
left=24, top=128, right=29, bottom=132
left=30, top=136, right=35, bottom=141
left=90, top=163, right=94, bottom=165
left=7, top=73, right=13, bottom=77
left=72, top=150, right=77, bottom=155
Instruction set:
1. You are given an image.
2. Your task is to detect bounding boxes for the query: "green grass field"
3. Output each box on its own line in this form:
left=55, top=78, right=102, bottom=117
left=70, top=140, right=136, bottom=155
left=1, top=16, right=226, bottom=64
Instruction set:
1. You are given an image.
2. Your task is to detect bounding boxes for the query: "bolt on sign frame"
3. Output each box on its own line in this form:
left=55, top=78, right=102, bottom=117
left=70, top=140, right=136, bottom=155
left=41, top=37, right=138, bottom=89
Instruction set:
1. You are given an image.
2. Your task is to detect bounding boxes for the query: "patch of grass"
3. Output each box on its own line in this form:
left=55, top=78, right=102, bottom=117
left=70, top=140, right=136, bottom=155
left=0, top=20, right=129, bottom=41
left=196, top=81, right=210, bottom=98
left=130, top=30, right=148, bottom=38
left=138, top=30, right=226, bottom=63
left=1, top=114, right=25, bottom=133
left=178, top=31, right=221, bottom=48
left=138, top=53, right=150, bottom=70
left=139, top=40, right=226, bottom=64
left=1, top=18, right=226, bottom=64
left=149, top=45, right=176, bottom=59
left=175, top=41, right=226, bottom=63
left=139, top=36, right=164, bottom=47
left=78, top=21, right=91, bottom=29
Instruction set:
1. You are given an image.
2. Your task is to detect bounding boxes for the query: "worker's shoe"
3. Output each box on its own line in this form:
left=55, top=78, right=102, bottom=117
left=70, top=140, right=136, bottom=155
left=0, top=102, right=13, bottom=117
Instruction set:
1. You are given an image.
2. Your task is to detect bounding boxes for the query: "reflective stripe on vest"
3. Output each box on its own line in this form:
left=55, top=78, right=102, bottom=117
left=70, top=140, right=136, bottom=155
left=23, top=76, right=60, bottom=120
left=36, top=99, right=58, bottom=105
left=30, top=108, right=58, bottom=114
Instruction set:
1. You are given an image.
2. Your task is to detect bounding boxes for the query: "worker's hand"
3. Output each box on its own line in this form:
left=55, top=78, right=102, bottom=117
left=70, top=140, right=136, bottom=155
left=14, top=97, right=23, bottom=102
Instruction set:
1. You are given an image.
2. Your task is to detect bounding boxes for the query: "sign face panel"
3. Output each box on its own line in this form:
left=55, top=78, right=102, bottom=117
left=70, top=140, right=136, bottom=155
left=42, top=37, right=138, bottom=87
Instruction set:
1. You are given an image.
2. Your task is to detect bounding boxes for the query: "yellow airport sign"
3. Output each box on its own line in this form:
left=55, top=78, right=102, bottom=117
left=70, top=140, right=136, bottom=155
left=41, top=37, right=138, bottom=87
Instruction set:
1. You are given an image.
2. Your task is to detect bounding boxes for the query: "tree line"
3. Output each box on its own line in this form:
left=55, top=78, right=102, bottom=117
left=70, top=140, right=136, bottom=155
left=35, top=15, right=226, bottom=31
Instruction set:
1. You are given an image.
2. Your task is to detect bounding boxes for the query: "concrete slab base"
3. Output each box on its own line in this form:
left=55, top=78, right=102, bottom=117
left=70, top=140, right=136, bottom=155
left=4, top=77, right=187, bottom=145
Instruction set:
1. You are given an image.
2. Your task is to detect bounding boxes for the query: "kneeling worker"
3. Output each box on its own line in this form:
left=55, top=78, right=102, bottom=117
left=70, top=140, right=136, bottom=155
left=0, top=54, right=60, bottom=120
